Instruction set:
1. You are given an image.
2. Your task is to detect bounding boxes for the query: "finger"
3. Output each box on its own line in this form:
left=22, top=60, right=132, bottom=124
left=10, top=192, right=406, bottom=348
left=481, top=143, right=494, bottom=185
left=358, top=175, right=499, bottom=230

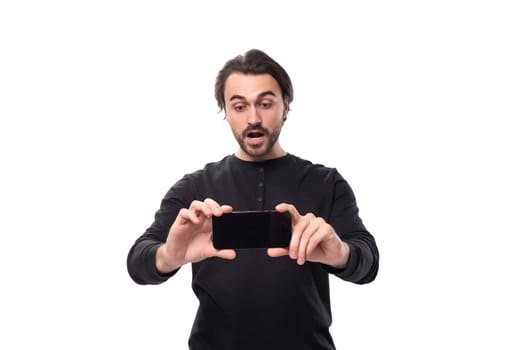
left=275, top=203, right=301, bottom=224
left=189, top=200, right=212, bottom=217
left=202, top=239, right=237, bottom=260
left=203, top=198, right=222, bottom=216
left=214, top=249, right=237, bottom=260
left=289, top=213, right=314, bottom=260
left=267, top=247, right=289, bottom=258
left=305, top=229, right=329, bottom=262
left=275, top=203, right=303, bottom=259
left=297, top=216, right=322, bottom=265
left=176, top=208, right=201, bottom=225
left=218, top=205, right=233, bottom=215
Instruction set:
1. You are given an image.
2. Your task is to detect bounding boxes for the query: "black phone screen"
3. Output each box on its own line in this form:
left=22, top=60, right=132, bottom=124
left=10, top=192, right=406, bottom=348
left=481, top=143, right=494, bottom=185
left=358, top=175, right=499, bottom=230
left=212, top=210, right=292, bottom=249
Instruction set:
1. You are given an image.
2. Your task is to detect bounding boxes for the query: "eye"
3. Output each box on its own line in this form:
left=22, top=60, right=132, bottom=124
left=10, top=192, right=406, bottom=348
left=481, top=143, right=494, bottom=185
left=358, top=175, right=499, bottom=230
left=233, top=104, right=246, bottom=112
left=259, top=102, right=273, bottom=109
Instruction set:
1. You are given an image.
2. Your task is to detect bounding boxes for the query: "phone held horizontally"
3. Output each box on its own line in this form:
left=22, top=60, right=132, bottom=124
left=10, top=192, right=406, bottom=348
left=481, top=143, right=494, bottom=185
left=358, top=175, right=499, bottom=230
left=212, top=210, right=292, bottom=249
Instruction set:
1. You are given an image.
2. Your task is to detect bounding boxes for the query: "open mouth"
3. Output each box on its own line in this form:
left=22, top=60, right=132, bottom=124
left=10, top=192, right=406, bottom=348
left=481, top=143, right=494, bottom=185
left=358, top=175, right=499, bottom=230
left=247, top=131, right=265, bottom=138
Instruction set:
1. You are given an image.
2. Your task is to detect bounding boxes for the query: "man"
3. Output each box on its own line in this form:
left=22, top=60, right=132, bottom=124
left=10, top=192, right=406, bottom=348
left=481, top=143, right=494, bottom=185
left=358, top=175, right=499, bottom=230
left=127, top=49, right=379, bottom=349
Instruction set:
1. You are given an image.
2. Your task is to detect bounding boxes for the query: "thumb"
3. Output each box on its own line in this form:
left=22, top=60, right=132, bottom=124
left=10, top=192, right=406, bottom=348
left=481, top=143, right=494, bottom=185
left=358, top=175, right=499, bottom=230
left=214, top=249, right=237, bottom=260
left=267, top=247, right=289, bottom=258
left=275, top=203, right=301, bottom=224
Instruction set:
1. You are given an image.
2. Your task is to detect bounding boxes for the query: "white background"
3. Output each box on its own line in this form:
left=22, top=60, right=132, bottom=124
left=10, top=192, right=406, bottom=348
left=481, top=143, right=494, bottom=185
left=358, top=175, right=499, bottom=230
left=1, top=1, right=524, bottom=349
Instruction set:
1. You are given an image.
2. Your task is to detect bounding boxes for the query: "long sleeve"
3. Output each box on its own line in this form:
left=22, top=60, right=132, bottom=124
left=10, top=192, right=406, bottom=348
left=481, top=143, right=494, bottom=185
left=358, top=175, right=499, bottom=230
left=126, top=154, right=378, bottom=349
left=127, top=176, right=194, bottom=285
left=323, top=171, right=379, bottom=284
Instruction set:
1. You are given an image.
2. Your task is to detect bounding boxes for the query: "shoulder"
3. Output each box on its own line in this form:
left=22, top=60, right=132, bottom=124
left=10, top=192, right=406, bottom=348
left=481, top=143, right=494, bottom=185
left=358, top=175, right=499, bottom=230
left=170, top=155, right=236, bottom=191
left=287, top=154, right=340, bottom=179
left=182, top=155, right=233, bottom=178
left=202, top=155, right=233, bottom=171
left=163, top=155, right=233, bottom=199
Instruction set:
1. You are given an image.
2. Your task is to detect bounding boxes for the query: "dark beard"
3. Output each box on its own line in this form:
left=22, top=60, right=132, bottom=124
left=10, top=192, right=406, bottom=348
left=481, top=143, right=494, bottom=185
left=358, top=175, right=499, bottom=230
left=235, top=125, right=282, bottom=159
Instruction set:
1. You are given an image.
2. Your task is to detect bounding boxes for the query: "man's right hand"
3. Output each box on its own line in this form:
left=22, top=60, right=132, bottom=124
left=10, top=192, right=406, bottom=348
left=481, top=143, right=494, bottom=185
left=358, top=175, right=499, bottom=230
left=155, top=198, right=236, bottom=274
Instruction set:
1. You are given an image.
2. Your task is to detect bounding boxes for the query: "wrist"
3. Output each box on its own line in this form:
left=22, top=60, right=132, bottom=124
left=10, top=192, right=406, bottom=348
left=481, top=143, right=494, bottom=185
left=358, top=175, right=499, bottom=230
left=330, top=242, right=350, bottom=270
left=155, top=244, right=182, bottom=274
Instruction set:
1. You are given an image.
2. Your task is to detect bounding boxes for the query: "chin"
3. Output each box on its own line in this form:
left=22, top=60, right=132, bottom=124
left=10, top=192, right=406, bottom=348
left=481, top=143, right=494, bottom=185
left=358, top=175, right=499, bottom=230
left=243, top=149, right=270, bottom=161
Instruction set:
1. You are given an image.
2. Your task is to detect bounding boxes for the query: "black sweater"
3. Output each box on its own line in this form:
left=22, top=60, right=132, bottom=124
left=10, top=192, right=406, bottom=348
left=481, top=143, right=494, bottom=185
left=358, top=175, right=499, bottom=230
left=127, top=154, right=379, bottom=350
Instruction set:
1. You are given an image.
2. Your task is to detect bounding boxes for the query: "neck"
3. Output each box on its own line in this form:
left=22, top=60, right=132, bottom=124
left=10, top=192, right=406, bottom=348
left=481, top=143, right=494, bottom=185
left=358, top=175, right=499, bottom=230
left=235, top=143, right=286, bottom=162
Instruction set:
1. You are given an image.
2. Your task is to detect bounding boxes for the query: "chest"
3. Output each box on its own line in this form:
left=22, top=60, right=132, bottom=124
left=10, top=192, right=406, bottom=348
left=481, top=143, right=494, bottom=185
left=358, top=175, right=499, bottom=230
left=196, top=167, right=333, bottom=218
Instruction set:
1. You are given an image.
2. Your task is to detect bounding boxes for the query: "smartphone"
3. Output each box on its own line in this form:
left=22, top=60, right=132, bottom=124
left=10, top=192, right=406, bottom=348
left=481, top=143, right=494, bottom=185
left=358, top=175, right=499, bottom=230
left=212, top=210, right=292, bottom=249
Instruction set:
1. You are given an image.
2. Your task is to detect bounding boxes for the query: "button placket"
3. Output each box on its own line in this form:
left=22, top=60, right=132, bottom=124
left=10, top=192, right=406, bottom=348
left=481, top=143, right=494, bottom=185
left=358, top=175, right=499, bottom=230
left=256, top=167, right=265, bottom=209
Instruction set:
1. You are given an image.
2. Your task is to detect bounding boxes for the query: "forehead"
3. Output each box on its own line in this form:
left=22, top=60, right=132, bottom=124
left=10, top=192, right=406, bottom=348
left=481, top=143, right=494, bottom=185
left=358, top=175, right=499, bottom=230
left=224, top=73, right=282, bottom=100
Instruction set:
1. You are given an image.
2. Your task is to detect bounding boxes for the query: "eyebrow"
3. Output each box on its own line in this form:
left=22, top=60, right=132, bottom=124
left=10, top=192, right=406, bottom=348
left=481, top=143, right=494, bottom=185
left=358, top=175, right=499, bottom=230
left=229, top=90, right=277, bottom=102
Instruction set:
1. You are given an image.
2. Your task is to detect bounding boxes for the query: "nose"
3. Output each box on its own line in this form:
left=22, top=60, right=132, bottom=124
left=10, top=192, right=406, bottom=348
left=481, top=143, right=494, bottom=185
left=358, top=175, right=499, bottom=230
left=247, top=106, right=261, bottom=126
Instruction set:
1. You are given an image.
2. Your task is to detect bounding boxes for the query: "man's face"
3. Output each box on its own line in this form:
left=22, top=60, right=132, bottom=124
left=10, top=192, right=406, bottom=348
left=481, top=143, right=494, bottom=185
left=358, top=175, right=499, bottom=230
left=224, top=73, right=289, bottom=161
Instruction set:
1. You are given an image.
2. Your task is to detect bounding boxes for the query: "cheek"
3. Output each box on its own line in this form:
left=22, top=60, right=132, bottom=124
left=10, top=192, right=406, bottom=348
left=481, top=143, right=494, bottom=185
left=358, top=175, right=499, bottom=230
left=227, top=119, right=243, bottom=133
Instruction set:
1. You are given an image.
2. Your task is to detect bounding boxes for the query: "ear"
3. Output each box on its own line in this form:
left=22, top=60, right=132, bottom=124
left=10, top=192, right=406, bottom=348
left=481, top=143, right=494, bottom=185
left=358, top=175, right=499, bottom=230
left=283, top=99, right=291, bottom=122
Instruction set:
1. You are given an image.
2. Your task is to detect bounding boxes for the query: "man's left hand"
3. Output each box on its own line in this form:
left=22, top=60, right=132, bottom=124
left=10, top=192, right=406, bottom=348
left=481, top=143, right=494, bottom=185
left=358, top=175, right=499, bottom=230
left=267, top=203, right=350, bottom=269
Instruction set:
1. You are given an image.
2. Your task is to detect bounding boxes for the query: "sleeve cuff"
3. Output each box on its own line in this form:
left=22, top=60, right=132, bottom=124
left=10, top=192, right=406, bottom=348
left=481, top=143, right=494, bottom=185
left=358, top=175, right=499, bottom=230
left=322, top=242, right=359, bottom=278
left=146, top=243, right=178, bottom=284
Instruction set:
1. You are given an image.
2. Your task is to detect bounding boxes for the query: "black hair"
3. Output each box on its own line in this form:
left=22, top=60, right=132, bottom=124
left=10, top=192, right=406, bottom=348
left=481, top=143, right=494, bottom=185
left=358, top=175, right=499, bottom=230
left=214, top=49, right=294, bottom=111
